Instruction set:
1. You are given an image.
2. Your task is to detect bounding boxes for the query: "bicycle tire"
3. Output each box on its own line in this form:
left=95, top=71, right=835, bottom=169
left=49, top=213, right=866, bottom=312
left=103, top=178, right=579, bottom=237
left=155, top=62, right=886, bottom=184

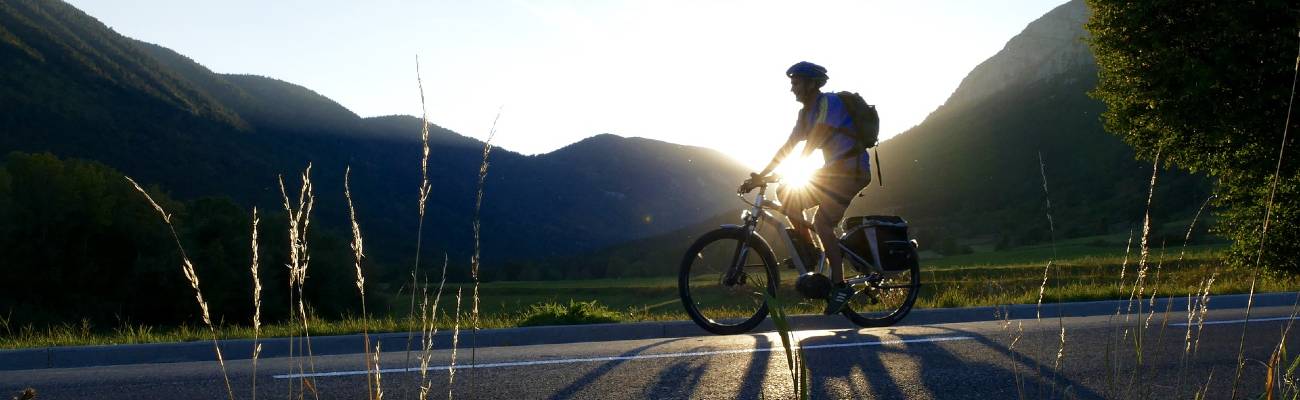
left=678, top=227, right=780, bottom=335
left=840, top=257, right=920, bottom=328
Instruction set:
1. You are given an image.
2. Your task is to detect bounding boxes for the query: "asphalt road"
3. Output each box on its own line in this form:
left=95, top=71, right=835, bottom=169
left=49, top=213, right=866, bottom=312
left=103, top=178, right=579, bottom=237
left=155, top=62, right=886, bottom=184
left=4, top=295, right=1299, bottom=399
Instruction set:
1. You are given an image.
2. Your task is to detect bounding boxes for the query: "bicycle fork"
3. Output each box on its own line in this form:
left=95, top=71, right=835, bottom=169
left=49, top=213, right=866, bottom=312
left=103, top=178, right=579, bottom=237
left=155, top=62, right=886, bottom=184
left=722, top=225, right=756, bottom=287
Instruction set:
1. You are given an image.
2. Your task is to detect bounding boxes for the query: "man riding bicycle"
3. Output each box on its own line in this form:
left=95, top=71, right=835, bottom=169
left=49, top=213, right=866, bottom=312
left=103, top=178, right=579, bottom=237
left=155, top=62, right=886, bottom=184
left=740, top=61, right=873, bottom=315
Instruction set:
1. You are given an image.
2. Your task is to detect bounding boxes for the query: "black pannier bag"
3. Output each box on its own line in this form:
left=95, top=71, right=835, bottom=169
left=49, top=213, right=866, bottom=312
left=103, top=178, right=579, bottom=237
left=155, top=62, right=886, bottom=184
left=841, top=215, right=919, bottom=273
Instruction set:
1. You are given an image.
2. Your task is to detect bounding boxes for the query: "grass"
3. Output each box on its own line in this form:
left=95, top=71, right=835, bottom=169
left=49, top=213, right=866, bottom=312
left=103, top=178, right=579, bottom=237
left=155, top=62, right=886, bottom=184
left=517, top=300, right=622, bottom=327
left=4, top=246, right=1293, bottom=350
left=921, top=233, right=1223, bottom=268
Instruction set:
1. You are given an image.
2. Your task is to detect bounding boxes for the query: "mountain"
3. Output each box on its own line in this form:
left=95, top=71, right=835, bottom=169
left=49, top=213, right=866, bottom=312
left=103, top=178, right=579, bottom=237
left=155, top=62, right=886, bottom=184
left=851, top=0, right=1208, bottom=245
left=0, top=0, right=750, bottom=273
left=941, top=0, right=1093, bottom=109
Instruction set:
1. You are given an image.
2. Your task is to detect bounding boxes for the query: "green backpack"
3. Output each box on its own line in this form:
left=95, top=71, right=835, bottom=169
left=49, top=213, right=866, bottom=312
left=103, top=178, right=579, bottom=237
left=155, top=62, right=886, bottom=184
left=835, top=91, right=884, bottom=186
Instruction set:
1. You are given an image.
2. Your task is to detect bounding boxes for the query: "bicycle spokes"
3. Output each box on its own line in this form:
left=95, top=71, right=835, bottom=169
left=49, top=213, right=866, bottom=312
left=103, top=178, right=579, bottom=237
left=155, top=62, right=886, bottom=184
left=686, top=236, right=771, bottom=321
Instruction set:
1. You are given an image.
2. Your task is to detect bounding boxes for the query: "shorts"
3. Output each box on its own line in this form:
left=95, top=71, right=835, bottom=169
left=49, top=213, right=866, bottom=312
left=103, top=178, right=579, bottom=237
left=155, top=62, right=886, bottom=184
left=809, top=164, right=871, bottom=205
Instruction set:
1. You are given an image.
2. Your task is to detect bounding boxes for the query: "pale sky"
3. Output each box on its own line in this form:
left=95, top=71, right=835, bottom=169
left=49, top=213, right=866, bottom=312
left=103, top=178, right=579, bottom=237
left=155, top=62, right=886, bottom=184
left=68, top=0, right=1067, bottom=169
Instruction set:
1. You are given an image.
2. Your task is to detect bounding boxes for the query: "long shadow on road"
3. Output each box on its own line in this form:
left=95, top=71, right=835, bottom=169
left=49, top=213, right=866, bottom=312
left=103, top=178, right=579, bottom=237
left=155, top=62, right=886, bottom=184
left=793, top=325, right=1106, bottom=399
left=545, top=338, right=687, bottom=400
left=734, top=334, right=774, bottom=399
left=649, top=333, right=777, bottom=399
left=644, top=345, right=715, bottom=398
left=544, top=334, right=780, bottom=399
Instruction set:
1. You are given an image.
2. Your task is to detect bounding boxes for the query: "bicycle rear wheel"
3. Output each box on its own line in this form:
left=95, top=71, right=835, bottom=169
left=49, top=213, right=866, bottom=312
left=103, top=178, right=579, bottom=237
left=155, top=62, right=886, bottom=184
left=840, top=260, right=920, bottom=328
left=679, top=228, right=779, bottom=335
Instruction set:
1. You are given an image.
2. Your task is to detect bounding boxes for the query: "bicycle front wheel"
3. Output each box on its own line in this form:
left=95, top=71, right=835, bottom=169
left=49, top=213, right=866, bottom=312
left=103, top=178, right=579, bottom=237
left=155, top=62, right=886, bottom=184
left=678, top=227, right=779, bottom=335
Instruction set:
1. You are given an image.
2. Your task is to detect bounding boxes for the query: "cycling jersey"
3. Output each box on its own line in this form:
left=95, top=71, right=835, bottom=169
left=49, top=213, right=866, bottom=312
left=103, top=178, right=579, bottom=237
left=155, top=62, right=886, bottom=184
left=797, top=93, right=871, bottom=174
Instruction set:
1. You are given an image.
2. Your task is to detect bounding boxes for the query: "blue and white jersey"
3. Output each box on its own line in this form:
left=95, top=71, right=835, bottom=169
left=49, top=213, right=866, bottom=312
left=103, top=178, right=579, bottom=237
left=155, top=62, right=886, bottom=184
left=798, top=93, right=870, bottom=173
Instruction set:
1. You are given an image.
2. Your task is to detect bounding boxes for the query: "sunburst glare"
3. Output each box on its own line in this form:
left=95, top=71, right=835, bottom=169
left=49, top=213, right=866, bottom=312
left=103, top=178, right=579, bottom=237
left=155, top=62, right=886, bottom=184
left=774, top=141, right=824, bottom=188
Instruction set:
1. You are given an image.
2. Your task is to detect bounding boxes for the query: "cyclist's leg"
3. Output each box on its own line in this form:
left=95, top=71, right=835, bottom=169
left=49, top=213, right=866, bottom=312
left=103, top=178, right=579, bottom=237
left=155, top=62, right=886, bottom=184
left=810, top=168, right=870, bottom=283
left=813, top=199, right=848, bottom=282
left=777, top=184, right=816, bottom=228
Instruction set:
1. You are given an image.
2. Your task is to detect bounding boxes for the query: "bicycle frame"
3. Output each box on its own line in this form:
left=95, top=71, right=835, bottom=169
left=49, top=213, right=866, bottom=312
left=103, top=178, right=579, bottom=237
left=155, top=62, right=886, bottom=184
left=729, top=182, right=880, bottom=287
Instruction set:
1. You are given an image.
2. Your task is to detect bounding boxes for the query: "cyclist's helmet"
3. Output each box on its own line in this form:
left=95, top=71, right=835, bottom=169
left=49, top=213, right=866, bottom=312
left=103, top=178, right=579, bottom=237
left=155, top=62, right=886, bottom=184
left=786, top=61, right=828, bottom=81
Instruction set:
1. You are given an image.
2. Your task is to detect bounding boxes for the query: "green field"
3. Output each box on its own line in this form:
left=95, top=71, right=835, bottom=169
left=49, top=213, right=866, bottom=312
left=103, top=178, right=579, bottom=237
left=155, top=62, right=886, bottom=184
left=2, top=241, right=1293, bottom=349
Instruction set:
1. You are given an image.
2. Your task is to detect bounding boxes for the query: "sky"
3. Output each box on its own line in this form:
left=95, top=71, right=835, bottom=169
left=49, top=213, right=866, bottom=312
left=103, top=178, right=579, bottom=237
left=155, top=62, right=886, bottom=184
left=67, top=0, right=1068, bottom=169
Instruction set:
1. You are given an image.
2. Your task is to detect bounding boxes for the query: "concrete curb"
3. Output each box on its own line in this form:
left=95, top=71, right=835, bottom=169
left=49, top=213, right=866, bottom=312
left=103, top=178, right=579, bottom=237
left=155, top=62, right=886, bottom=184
left=2, top=291, right=1295, bottom=371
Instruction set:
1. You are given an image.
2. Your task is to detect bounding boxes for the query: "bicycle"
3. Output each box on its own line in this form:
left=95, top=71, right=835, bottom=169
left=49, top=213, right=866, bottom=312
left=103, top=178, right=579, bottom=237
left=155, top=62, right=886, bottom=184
left=678, top=174, right=921, bottom=335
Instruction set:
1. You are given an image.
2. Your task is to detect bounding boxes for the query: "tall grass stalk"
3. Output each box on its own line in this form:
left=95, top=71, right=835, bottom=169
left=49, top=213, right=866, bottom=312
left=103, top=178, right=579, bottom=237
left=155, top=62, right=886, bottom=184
left=1230, top=272, right=1260, bottom=399
left=468, top=109, right=499, bottom=379
left=416, top=277, right=431, bottom=399
left=344, top=166, right=378, bottom=400
left=1268, top=36, right=1300, bottom=399
left=1240, top=30, right=1300, bottom=400
left=765, top=293, right=810, bottom=399
left=279, top=165, right=320, bottom=399
left=1104, top=151, right=1162, bottom=398
left=1104, top=229, right=1135, bottom=398
left=407, top=54, right=435, bottom=371
left=1150, top=292, right=1175, bottom=368
left=125, top=176, right=234, bottom=400
left=1035, top=151, right=1067, bottom=397
left=1005, top=317, right=1027, bottom=399
left=1270, top=292, right=1300, bottom=398
left=994, top=304, right=1026, bottom=399
left=418, top=256, right=450, bottom=400
left=373, top=343, right=384, bottom=400
left=1130, top=150, right=1161, bottom=378
left=1144, top=245, right=1167, bottom=332
left=1172, top=195, right=1213, bottom=393
left=1178, top=290, right=1196, bottom=391
left=1195, top=368, right=1216, bottom=400
left=249, top=207, right=262, bottom=400
left=1118, top=229, right=1134, bottom=295
left=1126, top=150, right=1162, bottom=319
left=1176, top=195, right=1217, bottom=389
left=448, top=288, right=463, bottom=400
left=1193, top=273, right=1216, bottom=356
left=277, top=174, right=298, bottom=395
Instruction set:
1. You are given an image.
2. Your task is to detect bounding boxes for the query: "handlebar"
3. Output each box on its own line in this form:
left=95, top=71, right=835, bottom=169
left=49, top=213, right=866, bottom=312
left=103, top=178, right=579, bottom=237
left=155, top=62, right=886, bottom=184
left=738, top=173, right=782, bottom=194
left=736, top=173, right=785, bottom=210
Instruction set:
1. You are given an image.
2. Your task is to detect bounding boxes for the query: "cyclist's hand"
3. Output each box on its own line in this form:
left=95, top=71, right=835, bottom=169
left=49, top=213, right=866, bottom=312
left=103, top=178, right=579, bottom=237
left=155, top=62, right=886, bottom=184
left=737, top=181, right=753, bottom=194
left=737, top=172, right=762, bottom=194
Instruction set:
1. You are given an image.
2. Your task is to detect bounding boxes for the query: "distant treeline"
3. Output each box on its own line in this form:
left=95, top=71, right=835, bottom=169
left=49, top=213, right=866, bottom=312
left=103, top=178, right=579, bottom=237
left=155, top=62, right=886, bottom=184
left=0, top=152, right=686, bottom=328
left=0, top=152, right=457, bottom=327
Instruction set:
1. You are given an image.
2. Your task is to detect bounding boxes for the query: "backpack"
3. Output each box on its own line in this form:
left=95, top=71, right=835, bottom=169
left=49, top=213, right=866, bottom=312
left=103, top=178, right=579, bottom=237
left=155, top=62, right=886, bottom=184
left=835, top=91, right=880, bottom=148
left=835, top=91, right=884, bottom=186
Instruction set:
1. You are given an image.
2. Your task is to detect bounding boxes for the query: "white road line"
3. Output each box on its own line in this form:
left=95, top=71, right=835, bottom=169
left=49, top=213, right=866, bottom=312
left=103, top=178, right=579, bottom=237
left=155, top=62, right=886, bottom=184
left=1171, top=316, right=1299, bottom=327
left=273, top=335, right=975, bottom=380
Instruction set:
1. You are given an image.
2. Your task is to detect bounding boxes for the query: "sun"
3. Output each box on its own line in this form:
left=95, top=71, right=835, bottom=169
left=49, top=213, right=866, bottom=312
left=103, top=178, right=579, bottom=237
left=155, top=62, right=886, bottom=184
left=773, top=142, right=824, bottom=188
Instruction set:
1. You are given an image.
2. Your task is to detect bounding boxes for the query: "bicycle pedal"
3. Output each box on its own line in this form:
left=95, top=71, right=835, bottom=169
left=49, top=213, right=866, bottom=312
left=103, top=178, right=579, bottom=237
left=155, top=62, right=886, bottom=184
left=781, top=258, right=795, bottom=269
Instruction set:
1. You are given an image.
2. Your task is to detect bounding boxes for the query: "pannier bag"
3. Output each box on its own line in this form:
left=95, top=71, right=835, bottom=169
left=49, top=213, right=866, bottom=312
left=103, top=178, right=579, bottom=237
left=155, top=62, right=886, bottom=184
left=841, top=215, right=919, bottom=274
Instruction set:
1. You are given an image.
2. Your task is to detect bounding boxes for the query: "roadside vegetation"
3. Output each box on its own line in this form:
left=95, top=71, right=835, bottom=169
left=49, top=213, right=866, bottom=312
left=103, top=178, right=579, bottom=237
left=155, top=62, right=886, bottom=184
left=4, top=245, right=1293, bottom=350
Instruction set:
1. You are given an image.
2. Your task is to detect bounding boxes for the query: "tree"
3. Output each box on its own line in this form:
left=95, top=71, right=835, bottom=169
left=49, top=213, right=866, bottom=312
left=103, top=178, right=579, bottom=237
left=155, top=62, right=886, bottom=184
left=0, top=152, right=367, bottom=327
left=1086, top=0, right=1300, bottom=273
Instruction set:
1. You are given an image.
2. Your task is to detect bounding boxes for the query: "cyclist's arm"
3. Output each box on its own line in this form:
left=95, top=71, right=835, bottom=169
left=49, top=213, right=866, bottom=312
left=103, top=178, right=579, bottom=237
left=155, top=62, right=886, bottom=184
left=801, top=95, right=833, bottom=158
left=758, top=129, right=802, bottom=177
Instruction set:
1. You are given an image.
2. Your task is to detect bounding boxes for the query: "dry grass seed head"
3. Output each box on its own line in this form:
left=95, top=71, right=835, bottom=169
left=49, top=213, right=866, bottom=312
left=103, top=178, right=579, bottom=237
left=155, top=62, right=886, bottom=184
left=124, top=175, right=233, bottom=400
left=345, top=166, right=366, bottom=296
left=251, top=207, right=262, bottom=333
